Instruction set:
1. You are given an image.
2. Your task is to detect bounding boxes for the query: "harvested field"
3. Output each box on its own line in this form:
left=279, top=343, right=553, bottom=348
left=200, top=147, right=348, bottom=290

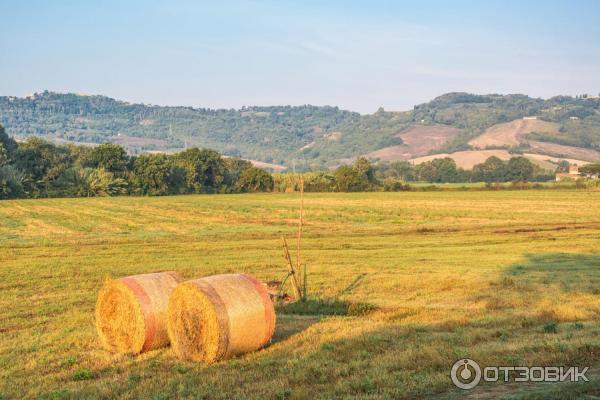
left=246, top=159, right=287, bottom=171
left=469, top=119, right=560, bottom=149
left=366, top=124, right=461, bottom=161
left=1, top=192, right=600, bottom=399
left=412, top=149, right=512, bottom=169
left=527, top=141, right=600, bottom=162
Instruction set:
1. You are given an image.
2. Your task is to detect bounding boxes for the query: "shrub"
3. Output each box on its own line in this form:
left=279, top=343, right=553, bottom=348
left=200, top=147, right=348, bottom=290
left=73, top=368, right=93, bottom=381
left=543, top=322, right=558, bottom=334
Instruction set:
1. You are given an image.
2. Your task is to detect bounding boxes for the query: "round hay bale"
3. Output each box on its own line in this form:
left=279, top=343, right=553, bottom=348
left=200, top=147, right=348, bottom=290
left=95, top=271, right=183, bottom=354
left=167, top=273, right=276, bottom=362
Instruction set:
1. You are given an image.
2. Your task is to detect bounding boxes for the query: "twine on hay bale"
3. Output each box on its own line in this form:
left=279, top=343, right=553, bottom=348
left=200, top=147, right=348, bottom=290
left=167, top=273, right=276, bottom=363
left=95, top=271, right=183, bottom=354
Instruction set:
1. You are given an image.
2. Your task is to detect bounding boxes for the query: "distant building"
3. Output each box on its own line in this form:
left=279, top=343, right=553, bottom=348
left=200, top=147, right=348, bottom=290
left=523, top=116, right=538, bottom=120
left=569, top=116, right=580, bottom=120
left=555, top=164, right=580, bottom=181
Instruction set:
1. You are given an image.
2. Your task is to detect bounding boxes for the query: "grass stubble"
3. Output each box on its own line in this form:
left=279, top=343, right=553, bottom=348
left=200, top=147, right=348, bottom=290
left=0, top=191, right=599, bottom=399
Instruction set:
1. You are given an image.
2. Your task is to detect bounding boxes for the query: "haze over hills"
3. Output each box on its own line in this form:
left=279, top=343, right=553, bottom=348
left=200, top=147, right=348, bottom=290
left=1, top=91, right=599, bottom=170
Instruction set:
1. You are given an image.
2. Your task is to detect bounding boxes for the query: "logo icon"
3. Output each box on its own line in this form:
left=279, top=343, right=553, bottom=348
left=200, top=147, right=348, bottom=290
left=451, top=358, right=482, bottom=389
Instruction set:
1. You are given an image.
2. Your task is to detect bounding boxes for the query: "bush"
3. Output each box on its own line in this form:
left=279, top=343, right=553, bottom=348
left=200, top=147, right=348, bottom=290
left=383, top=178, right=411, bottom=191
left=543, top=322, right=558, bottom=334
left=236, top=167, right=274, bottom=192
left=334, top=158, right=377, bottom=192
left=73, top=368, right=93, bottom=381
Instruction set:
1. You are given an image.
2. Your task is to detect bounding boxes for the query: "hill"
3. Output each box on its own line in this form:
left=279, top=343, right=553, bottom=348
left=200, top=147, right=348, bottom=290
left=1, top=91, right=600, bottom=169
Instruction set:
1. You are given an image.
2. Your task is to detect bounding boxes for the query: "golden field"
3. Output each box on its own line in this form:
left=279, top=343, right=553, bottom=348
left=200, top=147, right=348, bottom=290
left=1, top=191, right=600, bottom=399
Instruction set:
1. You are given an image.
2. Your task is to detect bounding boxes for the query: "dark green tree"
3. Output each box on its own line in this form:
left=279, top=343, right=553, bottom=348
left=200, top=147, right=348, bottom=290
left=0, top=125, right=17, bottom=160
left=175, top=148, right=226, bottom=193
left=390, top=161, right=415, bottom=181
left=334, top=158, right=377, bottom=191
left=556, top=160, right=570, bottom=173
left=432, top=158, right=458, bottom=182
left=579, top=163, right=600, bottom=175
left=506, top=157, right=534, bottom=181
left=0, top=144, right=7, bottom=167
left=83, top=143, right=129, bottom=173
left=236, top=167, right=274, bottom=192
left=88, top=168, right=128, bottom=196
left=414, top=161, right=438, bottom=182
left=132, top=154, right=172, bottom=195
left=334, top=165, right=360, bottom=191
left=14, top=138, right=72, bottom=195
left=472, top=156, right=507, bottom=182
left=223, top=157, right=254, bottom=192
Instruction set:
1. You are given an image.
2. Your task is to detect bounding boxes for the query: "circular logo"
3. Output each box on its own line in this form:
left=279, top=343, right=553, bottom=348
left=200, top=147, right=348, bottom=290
left=451, top=359, right=482, bottom=389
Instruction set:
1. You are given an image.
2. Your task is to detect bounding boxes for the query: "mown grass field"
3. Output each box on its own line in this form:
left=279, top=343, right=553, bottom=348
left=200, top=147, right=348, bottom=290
left=1, top=191, right=600, bottom=399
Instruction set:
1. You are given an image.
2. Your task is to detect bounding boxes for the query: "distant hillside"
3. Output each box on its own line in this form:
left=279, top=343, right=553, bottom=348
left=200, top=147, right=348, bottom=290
left=1, top=91, right=600, bottom=168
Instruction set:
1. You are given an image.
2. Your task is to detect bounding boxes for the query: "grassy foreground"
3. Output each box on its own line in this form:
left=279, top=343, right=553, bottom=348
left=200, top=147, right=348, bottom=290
left=1, top=191, right=600, bottom=399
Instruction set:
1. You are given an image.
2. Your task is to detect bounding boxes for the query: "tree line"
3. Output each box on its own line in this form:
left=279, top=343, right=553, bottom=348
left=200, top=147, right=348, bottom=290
left=273, top=155, right=560, bottom=193
left=0, top=125, right=274, bottom=199
left=0, top=123, right=585, bottom=200
left=373, top=155, right=553, bottom=184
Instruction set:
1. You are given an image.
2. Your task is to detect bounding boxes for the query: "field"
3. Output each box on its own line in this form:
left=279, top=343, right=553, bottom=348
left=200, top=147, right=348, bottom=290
left=468, top=119, right=560, bottom=149
left=365, top=125, right=461, bottom=161
left=2, top=191, right=600, bottom=399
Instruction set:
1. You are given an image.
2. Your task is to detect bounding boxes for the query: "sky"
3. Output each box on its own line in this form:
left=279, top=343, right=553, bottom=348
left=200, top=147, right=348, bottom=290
left=1, top=0, right=599, bottom=113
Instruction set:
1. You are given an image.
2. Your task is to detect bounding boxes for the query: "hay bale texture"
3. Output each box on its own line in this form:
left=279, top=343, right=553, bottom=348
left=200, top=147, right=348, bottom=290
left=95, top=271, right=183, bottom=354
left=167, top=273, right=276, bottom=362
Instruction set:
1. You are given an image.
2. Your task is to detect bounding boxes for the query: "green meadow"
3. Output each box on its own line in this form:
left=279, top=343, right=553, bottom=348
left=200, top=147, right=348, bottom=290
left=1, top=191, right=600, bottom=399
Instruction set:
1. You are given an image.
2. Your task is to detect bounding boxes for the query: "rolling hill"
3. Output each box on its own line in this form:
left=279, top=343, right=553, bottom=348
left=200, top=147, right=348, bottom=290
left=1, top=91, right=600, bottom=170
left=468, top=118, right=560, bottom=149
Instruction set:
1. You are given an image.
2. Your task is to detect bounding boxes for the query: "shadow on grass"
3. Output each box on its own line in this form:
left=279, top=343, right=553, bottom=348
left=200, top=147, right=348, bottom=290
left=272, top=297, right=378, bottom=343
left=338, top=273, right=367, bottom=296
left=505, top=252, right=600, bottom=295
left=271, top=314, right=321, bottom=343
left=276, top=297, right=377, bottom=317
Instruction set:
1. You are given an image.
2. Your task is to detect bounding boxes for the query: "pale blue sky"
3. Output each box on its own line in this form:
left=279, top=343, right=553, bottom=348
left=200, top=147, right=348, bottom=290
left=1, top=0, right=599, bottom=113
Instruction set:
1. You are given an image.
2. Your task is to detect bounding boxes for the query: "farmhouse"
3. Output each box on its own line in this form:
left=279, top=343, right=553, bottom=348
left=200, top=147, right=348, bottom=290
left=555, top=164, right=580, bottom=181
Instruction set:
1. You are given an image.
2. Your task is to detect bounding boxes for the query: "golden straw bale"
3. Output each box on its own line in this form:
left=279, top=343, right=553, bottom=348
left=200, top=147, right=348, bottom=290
left=167, top=273, right=276, bottom=362
left=95, top=271, right=183, bottom=354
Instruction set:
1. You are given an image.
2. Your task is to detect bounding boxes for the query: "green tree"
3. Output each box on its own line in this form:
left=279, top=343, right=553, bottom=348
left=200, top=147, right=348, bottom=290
left=579, top=163, right=600, bottom=176
left=472, top=156, right=507, bottom=182
left=334, top=165, right=362, bottom=192
left=14, top=138, right=72, bottom=195
left=0, top=125, right=17, bottom=159
left=0, top=165, right=25, bottom=199
left=556, top=160, right=570, bottom=173
left=88, top=168, right=128, bottom=196
left=414, top=161, right=438, bottom=182
left=83, top=143, right=129, bottom=173
left=334, top=158, right=377, bottom=191
left=132, top=154, right=172, bottom=195
left=236, top=167, right=274, bottom=192
left=55, top=167, right=95, bottom=197
left=0, top=144, right=7, bottom=167
left=353, top=157, right=376, bottom=183
left=223, top=157, right=254, bottom=192
left=506, top=157, right=534, bottom=181
left=175, top=148, right=226, bottom=193
left=390, top=161, right=415, bottom=181
left=433, top=158, right=458, bottom=182
left=303, top=172, right=336, bottom=192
